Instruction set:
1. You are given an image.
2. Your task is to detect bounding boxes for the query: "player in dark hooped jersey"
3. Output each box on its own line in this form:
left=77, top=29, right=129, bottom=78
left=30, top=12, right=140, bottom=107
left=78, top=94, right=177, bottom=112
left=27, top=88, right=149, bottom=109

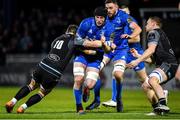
left=5, top=24, right=110, bottom=114
left=127, top=16, right=178, bottom=115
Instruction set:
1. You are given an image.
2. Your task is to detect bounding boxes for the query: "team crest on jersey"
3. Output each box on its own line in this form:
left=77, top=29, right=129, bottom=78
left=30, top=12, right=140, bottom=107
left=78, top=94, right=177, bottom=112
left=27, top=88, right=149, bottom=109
left=121, top=56, right=126, bottom=59
left=48, top=54, right=60, bottom=61
left=88, top=29, right=93, bottom=34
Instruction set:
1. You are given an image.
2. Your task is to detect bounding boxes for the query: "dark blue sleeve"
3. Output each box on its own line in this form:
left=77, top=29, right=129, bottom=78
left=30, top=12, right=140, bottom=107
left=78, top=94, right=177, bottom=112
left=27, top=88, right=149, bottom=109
left=121, top=13, right=137, bottom=34
left=120, top=11, right=135, bottom=27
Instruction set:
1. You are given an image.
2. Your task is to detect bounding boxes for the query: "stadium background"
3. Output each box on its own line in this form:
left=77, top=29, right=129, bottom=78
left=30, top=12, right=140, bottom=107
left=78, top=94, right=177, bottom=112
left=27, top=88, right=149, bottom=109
left=0, top=0, right=180, bottom=89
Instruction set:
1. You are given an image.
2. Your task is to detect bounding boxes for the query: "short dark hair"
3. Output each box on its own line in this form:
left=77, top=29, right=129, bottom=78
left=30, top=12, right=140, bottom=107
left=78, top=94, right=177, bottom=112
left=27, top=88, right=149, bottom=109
left=94, top=6, right=107, bottom=18
left=105, top=0, right=118, bottom=4
left=66, top=24, right=78, bottom=35
left=149, top=16, right=162, bottom=28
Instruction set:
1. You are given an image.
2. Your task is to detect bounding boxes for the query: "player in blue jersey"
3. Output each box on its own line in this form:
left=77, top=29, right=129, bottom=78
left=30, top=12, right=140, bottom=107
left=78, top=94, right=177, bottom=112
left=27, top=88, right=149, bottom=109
left=85, top=4, right=145, bottom=111
left=102, top=0, right=142, bottom=112
left=101, top=4, right=152, bottom=109
left=73, top=7, right=116, bottom=114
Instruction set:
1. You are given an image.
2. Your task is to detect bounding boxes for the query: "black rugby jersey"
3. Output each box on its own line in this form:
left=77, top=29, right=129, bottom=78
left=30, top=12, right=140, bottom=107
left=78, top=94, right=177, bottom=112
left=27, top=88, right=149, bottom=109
left=39, top=34, right=78, bottom=77
left=147, top=28, right=178, bottom=66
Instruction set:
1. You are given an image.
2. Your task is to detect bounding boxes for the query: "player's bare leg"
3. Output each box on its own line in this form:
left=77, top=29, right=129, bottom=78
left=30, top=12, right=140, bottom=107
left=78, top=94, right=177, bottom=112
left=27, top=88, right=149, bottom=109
left=113, top=60, right=126, bottom=112
left=83, top=67, right=99, bottom=103
left=73, top=62, right=86, bottom=114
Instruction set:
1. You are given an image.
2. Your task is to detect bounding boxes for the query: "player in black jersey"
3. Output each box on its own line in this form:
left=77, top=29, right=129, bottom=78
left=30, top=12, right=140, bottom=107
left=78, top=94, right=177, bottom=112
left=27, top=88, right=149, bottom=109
left=5, top=24, right=112, bottom=114
left=127, top=16, right=178, bottom=115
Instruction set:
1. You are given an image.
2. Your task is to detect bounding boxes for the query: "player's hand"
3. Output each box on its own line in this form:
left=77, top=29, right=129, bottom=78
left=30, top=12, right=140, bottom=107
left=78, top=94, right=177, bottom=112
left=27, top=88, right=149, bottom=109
left=121, top=34, right=132, bottom=39
left=111, top=43, right=116, bottom=50
left=101, top=36, right=106, bottom=43
left=130, top=48, right=139, bottom=58
left=127, top=60, right=139, bottom=69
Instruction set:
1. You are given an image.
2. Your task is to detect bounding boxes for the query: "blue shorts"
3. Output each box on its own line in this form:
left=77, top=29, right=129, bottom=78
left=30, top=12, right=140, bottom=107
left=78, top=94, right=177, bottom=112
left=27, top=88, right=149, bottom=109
left=127, top=49, right=145, bottom=71
left=104, top=48, right=128, bottom=63
left=74, top=54, right=102, bottom=70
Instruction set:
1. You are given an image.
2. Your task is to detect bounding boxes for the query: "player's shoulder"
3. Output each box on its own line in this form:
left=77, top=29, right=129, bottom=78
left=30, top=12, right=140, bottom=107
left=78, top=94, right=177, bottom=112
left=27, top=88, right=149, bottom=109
left=148, top=29, right=159, bottom=36
left=147, top=29, right=160, bottom=40
left=81, top=17, right=93, bottom=24
left=80, top=17, right=93, bottom=28
left=117, top=10, right=128, bottom=17
left=55, top=34, right=69, bottom=41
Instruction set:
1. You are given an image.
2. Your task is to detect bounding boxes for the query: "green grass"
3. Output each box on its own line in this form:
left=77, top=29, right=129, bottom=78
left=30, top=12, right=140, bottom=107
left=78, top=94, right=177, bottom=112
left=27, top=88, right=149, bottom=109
left=0, top=86, right=180, bottom=119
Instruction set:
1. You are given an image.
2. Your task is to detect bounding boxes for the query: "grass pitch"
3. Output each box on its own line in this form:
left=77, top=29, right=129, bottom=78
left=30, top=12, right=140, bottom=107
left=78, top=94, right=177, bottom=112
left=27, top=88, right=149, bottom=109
left=0, top=86, right=180, bottom=119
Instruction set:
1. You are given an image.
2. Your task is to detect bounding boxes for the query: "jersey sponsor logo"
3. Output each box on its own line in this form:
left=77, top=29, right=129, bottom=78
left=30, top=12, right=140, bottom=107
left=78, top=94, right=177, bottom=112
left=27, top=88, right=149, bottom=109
left=169, top=49, right=175, bottom=55
left=115, top=27, right=123, bottom=30
left=48, top=54, right=60, bottom=61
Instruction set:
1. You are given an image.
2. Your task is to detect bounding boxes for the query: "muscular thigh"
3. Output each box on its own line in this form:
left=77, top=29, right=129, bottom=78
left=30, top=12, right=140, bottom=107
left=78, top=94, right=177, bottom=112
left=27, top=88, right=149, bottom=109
left=32, top=65, right=59, bottom=91
left=149, top=62, right=178, bottom=84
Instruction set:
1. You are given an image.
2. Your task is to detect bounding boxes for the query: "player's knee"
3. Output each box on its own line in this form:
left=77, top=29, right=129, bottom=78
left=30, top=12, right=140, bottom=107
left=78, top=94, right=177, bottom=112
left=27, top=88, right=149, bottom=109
left=29, top=79, right=38, bottom=90
left=74, top=75, right=84, bottom=83
left=113, top=71, right=123, bottom=82
left=113, top=63, right=125, bottom=81
left=74, top=76, right=84, bottom=89
left=85, top=80, right=97, bottom=89
left=148, top=78, right=159, bottom=88
left=39, top=88, right=51, bottom=97
left=141, top=82, right=150, bottom=91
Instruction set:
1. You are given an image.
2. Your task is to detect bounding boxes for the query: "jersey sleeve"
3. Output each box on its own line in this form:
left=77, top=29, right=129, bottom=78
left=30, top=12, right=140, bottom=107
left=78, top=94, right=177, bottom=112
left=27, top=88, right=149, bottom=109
left=120, top=11, right=134, bottom=27
left=147, top=30, right=160, bottom=45
left=74, top=35, right=85, bottom=46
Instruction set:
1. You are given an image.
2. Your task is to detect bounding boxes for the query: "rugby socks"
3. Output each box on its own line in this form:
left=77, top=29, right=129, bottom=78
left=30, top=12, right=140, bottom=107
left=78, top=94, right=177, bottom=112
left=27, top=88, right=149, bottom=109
left=15, top=85, right=32, bottom=101
left=20, top=103, right=28, bottom=110
left=159, top=98, right=166, bottom=106
left=26, top=93, right=43, bottom=107
left=74, top=89, right=82, bottom=105
left=152, top=102, right=159, bottom=109
left=93, top=79, right=101, bottom=102
left=116, top=81, right=123, bottom=101
left=112, top=78, right=117, bottom=101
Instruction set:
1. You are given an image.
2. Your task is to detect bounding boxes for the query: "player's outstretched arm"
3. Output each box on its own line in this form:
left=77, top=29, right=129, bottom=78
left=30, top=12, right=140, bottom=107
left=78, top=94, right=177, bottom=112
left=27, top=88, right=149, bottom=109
left=130, top=48, right=152, bottom=63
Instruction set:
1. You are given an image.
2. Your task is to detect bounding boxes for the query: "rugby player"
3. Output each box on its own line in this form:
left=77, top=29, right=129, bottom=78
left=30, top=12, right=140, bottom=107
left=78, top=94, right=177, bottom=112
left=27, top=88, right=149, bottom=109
left=127, top=16, right=179, bottom=115
left=5, top=24, right=111, bottom=114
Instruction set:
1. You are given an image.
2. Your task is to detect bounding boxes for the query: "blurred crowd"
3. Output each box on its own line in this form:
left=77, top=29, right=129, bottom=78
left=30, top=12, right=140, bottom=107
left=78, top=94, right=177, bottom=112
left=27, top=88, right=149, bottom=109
left=0, top=7, right=89, bottom=54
